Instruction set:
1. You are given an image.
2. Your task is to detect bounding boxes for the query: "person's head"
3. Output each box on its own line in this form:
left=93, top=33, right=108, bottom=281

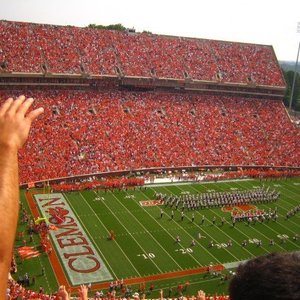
left=229, top=252, right=300, bottom=300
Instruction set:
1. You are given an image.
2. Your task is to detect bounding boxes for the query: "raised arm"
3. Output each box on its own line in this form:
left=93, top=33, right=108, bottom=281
left=0, top=95, right=43, bottom=299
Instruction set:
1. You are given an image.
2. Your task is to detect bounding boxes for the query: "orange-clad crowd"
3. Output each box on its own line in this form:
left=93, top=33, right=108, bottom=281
left=0, top=21, right=284, bottom=86
left=0, top=90, right=298, bottom=184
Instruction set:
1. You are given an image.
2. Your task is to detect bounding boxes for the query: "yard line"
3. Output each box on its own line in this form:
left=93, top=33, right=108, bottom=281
left=99, top=191, right=164, bottom=274
left=248, top=192, right=300, bottom=231
left=254, top=199, right=300, bottom=239
left=37, top=257, right=52, bottom=293
left=67, top=192, right=139, bottom=278
left=65, top=193, right=119, bottom=278
left=275, top=181, right=300, bottom=205
left=280, top=180, right=300, bottom=194
left=230, top=179, right=300, bottom=232
left=214, top=181, right=296, bottom=250
left=136, top=189, right=204, bottom=268
left=254, top=212, right=300, bottom=247
left=169, top=185, right=244, bottom=261
left=186, top=184, right=257, bottom=258
left=151, top=185, right=222, bottom=264
left=118, top=191, right=185, bottom=270
left=180, top=183, right=285, bottom=257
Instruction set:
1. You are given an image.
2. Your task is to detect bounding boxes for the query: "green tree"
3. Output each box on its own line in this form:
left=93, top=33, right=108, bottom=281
left=87, top=23, right=126, bottom=31
left=283, top=69, right=300, bottom=111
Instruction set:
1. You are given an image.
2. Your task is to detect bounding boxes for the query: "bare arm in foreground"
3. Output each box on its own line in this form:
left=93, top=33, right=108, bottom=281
left=0, top=95, right=43, bottom=299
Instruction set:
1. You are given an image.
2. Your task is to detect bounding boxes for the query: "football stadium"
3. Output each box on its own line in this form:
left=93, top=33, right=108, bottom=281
left=1, top=19, right=300, bottom=299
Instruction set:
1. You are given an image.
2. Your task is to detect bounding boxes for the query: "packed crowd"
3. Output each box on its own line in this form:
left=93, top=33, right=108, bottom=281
left=6, top=279, right=89, bottom=300
left=0, top=20, right=285, bottom=86
left=6, top=276, right=230, bottom=300
left=155, top=187, right=279, bottom=210
left=0, top=90, right=299, bottom=184
left=51, top=177, right=145, bottom=192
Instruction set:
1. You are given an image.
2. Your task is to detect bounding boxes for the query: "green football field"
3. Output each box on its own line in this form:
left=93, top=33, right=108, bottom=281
left=16, top=177, right=300, bottom=297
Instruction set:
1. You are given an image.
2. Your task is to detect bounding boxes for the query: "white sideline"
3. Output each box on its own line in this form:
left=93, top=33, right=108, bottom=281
left=145, top=178, right=253, bottom=188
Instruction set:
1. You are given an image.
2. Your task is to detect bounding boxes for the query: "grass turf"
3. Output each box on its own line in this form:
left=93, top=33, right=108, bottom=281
left=15, top=177, right=300, bottom=297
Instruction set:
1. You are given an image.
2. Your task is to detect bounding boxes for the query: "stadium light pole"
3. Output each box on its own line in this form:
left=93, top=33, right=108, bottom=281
left=289, top=22, right=300, bottom=110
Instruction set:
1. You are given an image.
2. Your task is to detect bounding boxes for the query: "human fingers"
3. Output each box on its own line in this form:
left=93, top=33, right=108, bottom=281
left=26, top=107, right=44, bottom=123
left=58, top=285, right=65, bottom=291
left=16, top=97, right=34, bottom=116
left=6, top=95, right=26, bottom=114
left=0, top=97, right=13, bottom=116
left=197, top=290, right=205, bottom=300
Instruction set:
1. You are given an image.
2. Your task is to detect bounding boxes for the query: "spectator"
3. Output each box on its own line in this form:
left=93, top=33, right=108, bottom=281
left=0, top=95, right=43, bottom=299
left=0, top=20, right=286, bottom=86
left=229, top=252, right=300, bottom=300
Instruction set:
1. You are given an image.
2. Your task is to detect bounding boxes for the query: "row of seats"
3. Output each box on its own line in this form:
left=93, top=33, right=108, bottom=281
left=0, top=90, right=298, bottom=184
left=0, top=21, right=284, bottom=86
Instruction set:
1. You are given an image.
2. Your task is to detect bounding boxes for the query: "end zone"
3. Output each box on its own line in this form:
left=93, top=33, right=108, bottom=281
left=32, top=193, right=113, bottom=286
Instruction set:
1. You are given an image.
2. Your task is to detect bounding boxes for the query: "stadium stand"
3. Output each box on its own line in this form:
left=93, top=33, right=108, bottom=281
left=0, top=90, right=298, bottom=184
left=0, top=21, right=42, bottom=73
left=0, top=20, right=285, bottom=86
left=0, top=20, right=299, bottom=186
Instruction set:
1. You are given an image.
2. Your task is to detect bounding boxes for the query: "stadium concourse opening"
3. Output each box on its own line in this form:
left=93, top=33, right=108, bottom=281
left=1, top=20, right=300, bottom=299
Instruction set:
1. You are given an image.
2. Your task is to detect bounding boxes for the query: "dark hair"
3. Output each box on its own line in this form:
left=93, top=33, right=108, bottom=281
left=229, top=252, right=300, bottom=300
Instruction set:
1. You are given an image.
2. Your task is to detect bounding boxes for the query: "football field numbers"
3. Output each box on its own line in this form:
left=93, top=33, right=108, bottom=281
left=277, top=234, right=289, bottom=239
left=175, top=248, right=193, bottom=254
left=248, top=238, right=260, bottom=244
left=137, top=253, right=156, bottom=259
left=216, top=243, right=229, bottom=249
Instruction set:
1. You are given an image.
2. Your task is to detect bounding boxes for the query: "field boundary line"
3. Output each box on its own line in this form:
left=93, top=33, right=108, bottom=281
left=76, top=192, right=141, bottom=278
left=150, top=186, right=222, bottom=264
left=145, top=178, right=253, bottom=188
left=64, top=193, right=118, bottom=278
left=187, top=184, right=256, bottom=259
left=162, top=185, right=237, bottom=260
left=134, top=189, right=198, bottom=269
left=87, top=263, right=224, bottom=290
left=25, top=192, right=70, bottom=289
left=100, top=191, right=164, bottom=273
left=123, top=190, right=186, bottom=270
left=219, top=181, right=290, bottom=251
left=170, top=185, right=241, bottom=261
left=223, top=259, right=248, bottom=269
left=231, top=180, right=300, bottom=244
